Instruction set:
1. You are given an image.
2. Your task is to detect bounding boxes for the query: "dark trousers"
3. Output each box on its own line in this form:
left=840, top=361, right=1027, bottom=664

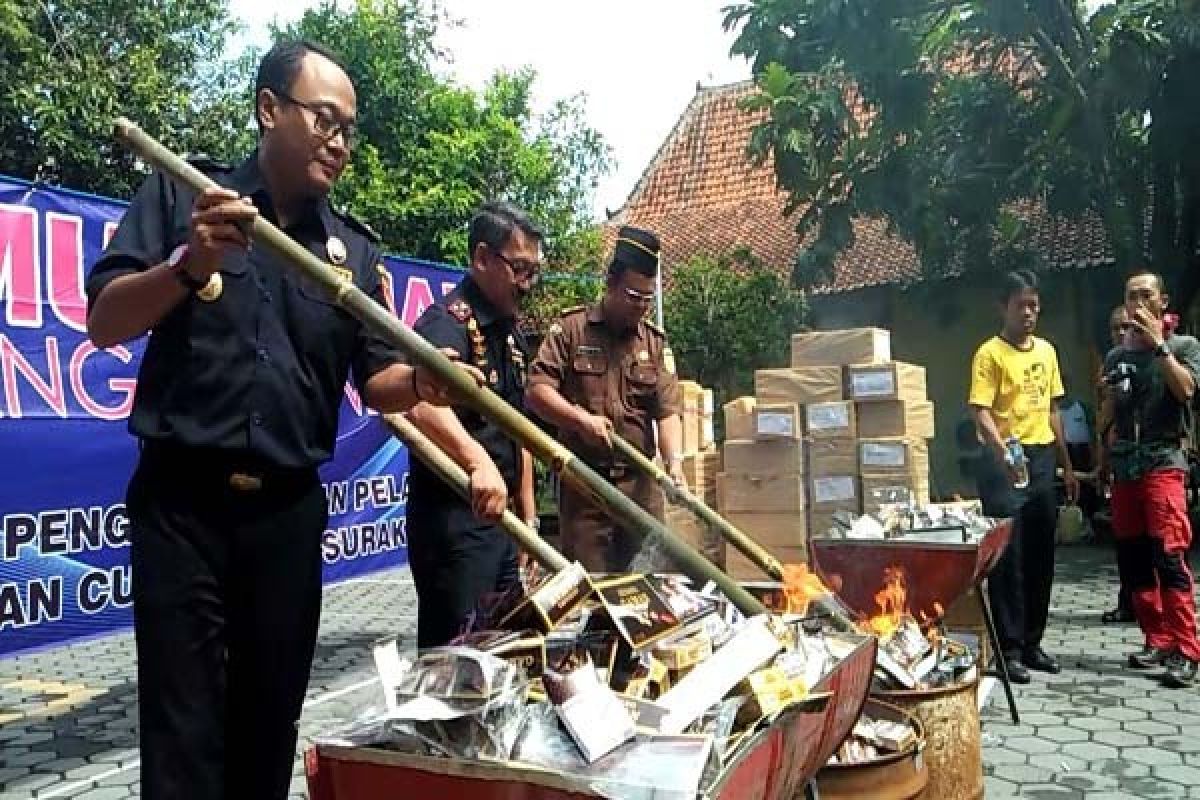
left=127, top=445, right=326, bottom=800
left=407, top=498, right=519, bottom=648
left=978, top=444, right=1058, bottom=657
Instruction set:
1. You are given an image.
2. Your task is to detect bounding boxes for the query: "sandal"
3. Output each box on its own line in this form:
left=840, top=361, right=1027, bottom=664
left=1101, top=607, right=1135, bottom=624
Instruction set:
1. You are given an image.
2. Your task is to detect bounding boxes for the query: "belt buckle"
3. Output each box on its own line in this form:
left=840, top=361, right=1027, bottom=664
left=229, top=471, right=263, bottom=492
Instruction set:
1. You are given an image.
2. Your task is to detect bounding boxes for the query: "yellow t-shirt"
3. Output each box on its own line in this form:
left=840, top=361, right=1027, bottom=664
left=968, top=335, right=1065, bottom=445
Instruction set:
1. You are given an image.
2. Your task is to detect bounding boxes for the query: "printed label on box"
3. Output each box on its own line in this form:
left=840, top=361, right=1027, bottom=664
left=862, top=442, right=907, bottom=467
left=813, top=476, right=856, bottom=503
left=807, top=402, right=850, bottom=431
left=756, top=412, right=796, bottom=437
left=851, top=369, right=896, bottom=398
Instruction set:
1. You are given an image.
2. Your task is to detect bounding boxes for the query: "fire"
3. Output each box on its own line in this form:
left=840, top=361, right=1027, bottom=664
left=780, top=563, right=835, bottom=616
left=863, top=566, right=908, bottom=640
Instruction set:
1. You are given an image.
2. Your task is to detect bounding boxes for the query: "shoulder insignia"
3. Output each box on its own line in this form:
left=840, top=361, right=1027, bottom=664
left=448, top=299, right=473, bottom=323
left=332, top=207, right=382, bottom=243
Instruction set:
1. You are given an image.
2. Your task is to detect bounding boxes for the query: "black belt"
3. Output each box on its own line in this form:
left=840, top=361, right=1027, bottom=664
left=138, top=440, right=317, bottom=493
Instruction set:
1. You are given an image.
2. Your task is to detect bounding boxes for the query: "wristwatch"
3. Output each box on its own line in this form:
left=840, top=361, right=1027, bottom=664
left=1155, top=341, right=1171, bottom=359
left=167, top=244, right=207, bottom=291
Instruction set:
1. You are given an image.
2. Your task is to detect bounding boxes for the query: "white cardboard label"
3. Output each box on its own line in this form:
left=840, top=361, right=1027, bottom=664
left=813, top=476, right=856, bottom=503
left=807, top=402, right=851, bottom=431
left=851, top=368, right=896, bottom=398
left=756, top=412, right=796, bottom=437
left=862, top=442, right=907, bottom=467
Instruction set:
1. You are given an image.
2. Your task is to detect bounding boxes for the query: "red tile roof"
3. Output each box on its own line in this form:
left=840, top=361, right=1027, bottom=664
left=607, top=80, right=1112, bottom=294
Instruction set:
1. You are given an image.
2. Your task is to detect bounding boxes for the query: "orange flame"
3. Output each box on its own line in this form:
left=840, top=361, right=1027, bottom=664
left=863, top=566, right=908, bottom=640
left=781, top=563, right=835, bottom=616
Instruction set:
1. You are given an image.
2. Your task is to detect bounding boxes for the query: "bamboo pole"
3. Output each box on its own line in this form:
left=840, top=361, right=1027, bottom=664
left=112, top=117, right=766, bottom=617
left=383, top=414, right=568, bottom=573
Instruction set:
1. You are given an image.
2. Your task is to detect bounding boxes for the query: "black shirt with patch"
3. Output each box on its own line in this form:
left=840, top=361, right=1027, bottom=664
left=407, top=276, right=528, bottom=505
left=1105, top=333, right=1200, bottom=480
left=86, top=153, right=403, bottom=469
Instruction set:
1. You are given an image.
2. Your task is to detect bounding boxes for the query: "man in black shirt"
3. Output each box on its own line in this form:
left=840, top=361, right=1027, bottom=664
left=407, top=202, right=543, bottom=647
left=87, top=40, right=468, bottom=800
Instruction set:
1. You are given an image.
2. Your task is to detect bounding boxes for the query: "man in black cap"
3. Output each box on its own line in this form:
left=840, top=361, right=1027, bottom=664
left=526, top=226, right=685, bottom=572
left=406, top=201, right=543, bottom=648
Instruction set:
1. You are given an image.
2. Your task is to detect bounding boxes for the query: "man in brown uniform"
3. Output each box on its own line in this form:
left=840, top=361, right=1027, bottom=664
left=526, top=226, right=686, bottom=572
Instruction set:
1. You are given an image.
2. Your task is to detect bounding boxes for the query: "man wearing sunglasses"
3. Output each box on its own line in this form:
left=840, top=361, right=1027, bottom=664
left=407, top=201, right=544, bottom=647
left=527, top=226, right=686, bottom=572
left=86, top=40, right=473, bottom=800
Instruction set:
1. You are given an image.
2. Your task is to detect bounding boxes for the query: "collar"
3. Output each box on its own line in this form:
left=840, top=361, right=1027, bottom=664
left=228, top=151, right=334, bottom=236
left=461, top=276, right=508, bottom=328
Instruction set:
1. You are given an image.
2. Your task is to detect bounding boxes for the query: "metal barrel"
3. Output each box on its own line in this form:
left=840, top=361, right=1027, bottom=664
left=383, top=414, right=569, bottom=573
left=112, top=117, right=767, bottom=618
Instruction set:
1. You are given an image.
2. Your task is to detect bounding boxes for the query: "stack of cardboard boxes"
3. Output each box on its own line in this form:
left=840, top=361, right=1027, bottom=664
left=716, top=328, right=936, bottom=577
left=664, top=381, right=724, bottom=566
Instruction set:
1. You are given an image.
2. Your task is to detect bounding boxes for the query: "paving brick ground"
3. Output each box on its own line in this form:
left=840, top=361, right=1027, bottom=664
left=0, top=544, right=1197, bottom=798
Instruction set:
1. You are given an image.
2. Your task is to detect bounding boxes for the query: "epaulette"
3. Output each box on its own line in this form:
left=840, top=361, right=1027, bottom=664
left=333, top=207, right=382, bottom=243
left=448, top=299, right=473, bottom=323
left=185, top=154, right=232, bottom=173
left=561, top=305, right=587, bottom=317
left=644, top=319, right=666, bottom=337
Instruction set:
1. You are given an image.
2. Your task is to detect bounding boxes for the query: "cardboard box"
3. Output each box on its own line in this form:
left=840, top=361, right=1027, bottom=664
left=723, top=511, right=807, bottom=549
left=723, top=439, right=805, bottom=476
left=791, top=327, right=892, bottom=368
left=807, top=475, right=861, bottom=512
left=846, top=362, right=927, bottom=403
left=861, top=472, right=931, bottom=510
left=664, top=505, right=724, bottom=567
left=856, top=400, right=936, bottom=439
left=727, top=545, right=808, bottom=581
left=755, top=367, right=844, bottom=406
left=678, top=450, right=720, bottom=504
left=805, top=401, right=857, bottom=440
left=723, top=396, right=756, bottom=442
left=857, top=438, right=929, bottom=474
left=807, top=438, right=858, bottom=478
left=718, top=472, right=807, bottom=513
left=754, top=402, right=803, bottom=440
left=680, top=381, right=704, bottom=455
left=700, top=389, right=715, bottom=451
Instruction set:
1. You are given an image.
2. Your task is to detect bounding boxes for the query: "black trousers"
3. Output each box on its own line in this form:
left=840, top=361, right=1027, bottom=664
left=977, top=444, right=1059, bottom=657
left=127, top=445, right=326, bottom=800
left=407, top=497, right=519, bottom=649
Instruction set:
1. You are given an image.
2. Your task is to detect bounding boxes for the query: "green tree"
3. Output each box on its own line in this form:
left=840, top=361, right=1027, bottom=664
left=664, top=248, right=808, bottom=412
left=0, top=0, right=255, bottom=198
left=283, top=0, right=612, bottom=270
left=725, top=0, right=1200, bottom=302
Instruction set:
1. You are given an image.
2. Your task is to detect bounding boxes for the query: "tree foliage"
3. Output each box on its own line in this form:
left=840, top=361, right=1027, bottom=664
left=725, top=0, right=1200, bottom=302
left=0, top=0, right=256, bottom=198
left=664, top=248, right=808, bottom=409
left=282, top=0, right=613, bottom=269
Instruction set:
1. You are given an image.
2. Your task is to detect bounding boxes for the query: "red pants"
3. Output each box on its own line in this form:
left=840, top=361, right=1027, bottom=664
left=1111, top=469, right=1200, bottom=661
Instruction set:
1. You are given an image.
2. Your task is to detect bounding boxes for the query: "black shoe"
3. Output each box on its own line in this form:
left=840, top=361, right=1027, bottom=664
left=1002, top=657, right=1031, bottom=684
left=1161, top=652, right=1199, bottom=688
left=1128, top=645, right=1169, bottom=669
left=1023, top=647, right=1061, bottom=674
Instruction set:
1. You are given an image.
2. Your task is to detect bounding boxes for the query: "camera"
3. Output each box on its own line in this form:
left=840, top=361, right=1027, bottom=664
left=1103, top=362, right=1137, bottom=392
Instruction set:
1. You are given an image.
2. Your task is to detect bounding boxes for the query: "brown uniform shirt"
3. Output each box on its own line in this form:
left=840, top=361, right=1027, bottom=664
left=529, top=305, right=682, bottom=465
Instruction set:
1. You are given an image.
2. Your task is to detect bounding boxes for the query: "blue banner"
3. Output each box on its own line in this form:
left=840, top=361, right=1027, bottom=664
left=0, top=174, right=463, bottom=657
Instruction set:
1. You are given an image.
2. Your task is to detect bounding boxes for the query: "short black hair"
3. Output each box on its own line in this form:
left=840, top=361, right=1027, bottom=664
left=999, top=269, right=1039, bottom=304
left=468, top=201, right=543, bottom=257
left=254, top=40, right=348, bottom=128
left=1126, top=268, right=1165, bottom=293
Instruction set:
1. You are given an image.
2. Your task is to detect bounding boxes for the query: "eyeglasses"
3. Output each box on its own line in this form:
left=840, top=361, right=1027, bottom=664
left=492, top=250, right=541, bottom=283
left=623, top=286, right=656, bottom=305
left=274, top=89, right=357, bottom=146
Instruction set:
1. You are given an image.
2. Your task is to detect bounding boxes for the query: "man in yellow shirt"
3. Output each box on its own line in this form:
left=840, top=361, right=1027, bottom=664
left=970, top=270, right=1079, bottom=683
